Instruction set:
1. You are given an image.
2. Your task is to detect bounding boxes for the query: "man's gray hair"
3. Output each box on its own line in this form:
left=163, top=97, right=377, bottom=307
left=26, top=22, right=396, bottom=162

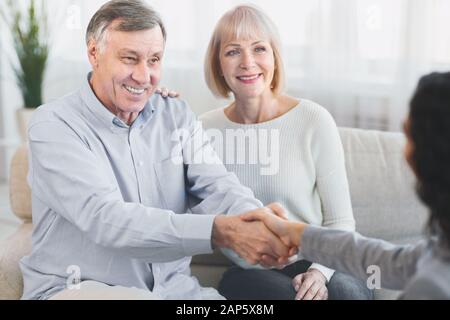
left=86, top=0, right=166, bottom=48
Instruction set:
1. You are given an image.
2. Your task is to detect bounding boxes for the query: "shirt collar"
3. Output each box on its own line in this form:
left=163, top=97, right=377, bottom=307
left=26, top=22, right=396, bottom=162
left=80, top=72, right=156, bottom=133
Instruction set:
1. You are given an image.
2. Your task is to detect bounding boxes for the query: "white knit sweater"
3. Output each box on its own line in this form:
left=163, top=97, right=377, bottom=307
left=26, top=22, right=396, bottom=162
left=199, top=99, right=356, bottom=281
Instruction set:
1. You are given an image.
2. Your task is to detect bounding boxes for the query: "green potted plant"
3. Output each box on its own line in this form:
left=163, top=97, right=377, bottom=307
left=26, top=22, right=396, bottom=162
left=1, top=0, right=49, bottom=141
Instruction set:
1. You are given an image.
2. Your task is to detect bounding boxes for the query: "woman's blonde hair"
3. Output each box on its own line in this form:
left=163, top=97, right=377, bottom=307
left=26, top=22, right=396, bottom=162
left=204, top=5, right=285, bottom=98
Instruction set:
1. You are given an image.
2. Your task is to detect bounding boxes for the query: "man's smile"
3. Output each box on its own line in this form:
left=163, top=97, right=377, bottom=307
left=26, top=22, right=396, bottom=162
left=123, top=84, right=146, bottom=95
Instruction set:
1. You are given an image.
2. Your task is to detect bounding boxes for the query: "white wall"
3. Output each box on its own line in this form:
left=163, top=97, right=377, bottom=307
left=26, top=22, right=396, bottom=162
left=0, top=23, right=23, bottom=182
left=0, top=30, right=4, bottom=182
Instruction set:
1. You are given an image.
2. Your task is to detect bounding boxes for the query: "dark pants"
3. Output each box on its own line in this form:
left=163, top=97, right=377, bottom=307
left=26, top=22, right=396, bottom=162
left=218, top=260, right=373, bottom=300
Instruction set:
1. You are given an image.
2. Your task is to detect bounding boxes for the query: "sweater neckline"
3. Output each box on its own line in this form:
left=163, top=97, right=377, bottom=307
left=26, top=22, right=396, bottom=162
left=220, top=100, right=302, bottom=128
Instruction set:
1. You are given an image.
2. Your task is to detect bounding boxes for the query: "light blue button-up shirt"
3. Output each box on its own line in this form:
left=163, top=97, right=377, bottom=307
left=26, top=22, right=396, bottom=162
left=20, top=74, right=262, bottom=300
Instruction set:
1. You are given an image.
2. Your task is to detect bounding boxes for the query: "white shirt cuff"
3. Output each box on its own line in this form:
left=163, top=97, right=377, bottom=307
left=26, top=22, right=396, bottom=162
left=308, top=263, right=335, bottom=283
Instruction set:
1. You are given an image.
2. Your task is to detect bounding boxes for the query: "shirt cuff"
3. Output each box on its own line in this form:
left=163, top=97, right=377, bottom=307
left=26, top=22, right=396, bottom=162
left=308, top=263, right=335, bottom=283
left=225, top=198, right=264, bottom=217
left=177, top=214, right=217, bottom=256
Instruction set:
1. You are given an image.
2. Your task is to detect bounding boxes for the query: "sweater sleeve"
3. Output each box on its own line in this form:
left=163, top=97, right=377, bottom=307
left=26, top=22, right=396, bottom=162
left=308, top=108, right=356, bottom=281
left=301, top=225, right=427, bottom=290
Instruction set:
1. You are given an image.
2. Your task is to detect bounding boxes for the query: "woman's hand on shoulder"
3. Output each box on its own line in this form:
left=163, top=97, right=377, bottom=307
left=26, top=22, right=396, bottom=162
left=155, top=87, right=180, bottom=98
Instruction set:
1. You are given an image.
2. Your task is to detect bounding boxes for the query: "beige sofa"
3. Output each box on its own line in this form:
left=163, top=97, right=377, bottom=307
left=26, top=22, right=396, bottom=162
left=0, top=128, right=429, bottom=300
left=0, top=146, right=32, bottom=299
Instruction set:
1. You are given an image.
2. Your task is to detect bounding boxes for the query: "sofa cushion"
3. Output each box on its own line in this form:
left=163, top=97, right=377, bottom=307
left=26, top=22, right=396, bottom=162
left=339, top=128, right=428, bottom=242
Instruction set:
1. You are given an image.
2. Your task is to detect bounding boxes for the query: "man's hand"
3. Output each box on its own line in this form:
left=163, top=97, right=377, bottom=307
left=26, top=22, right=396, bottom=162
left=212, top=206, right=294, bottom=268
left=239, top=203, right=307, bottom=249
left=293, top=269, right=328, bottom=300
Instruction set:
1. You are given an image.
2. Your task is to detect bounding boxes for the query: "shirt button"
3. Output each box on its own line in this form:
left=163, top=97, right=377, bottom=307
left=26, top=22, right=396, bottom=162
left=139, top=161, right=144, bottom=167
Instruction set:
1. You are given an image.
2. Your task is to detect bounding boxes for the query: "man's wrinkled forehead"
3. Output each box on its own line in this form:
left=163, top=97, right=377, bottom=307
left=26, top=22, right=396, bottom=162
left=104, top=21, right=165, bottom=55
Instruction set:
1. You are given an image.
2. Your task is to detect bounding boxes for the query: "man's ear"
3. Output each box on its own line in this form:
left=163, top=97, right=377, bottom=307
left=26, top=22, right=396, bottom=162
left=405, top=142, right=418, bottom=178
left=87, top=40, right=100, bottom=69
left=403, top=119, right=419, bottom=179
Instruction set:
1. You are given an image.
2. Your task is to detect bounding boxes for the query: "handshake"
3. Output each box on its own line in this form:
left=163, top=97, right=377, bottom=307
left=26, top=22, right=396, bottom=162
left=212, top=203, right=307, bottom=268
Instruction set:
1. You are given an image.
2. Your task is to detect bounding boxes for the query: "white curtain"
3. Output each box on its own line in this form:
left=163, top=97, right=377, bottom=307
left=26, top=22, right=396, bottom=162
left=1, top=0, right=450, bottom=178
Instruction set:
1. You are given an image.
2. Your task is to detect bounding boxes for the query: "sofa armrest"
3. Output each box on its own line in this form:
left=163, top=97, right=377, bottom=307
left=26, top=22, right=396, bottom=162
left=9, top=145, right=32, bottom=223
left=0, top=223, right=33, bottom=300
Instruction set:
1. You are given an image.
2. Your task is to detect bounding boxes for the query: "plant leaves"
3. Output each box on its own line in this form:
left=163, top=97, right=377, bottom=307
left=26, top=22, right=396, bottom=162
left=1, top=0, right=49, bottom=108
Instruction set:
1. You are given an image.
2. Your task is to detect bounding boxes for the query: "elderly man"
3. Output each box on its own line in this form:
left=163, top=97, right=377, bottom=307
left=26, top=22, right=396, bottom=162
left=20, top=0, right=293, bottom=300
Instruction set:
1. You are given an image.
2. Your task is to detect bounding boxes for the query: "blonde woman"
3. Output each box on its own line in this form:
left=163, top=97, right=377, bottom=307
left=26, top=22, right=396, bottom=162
left=199, top=5, right=372, bottom=300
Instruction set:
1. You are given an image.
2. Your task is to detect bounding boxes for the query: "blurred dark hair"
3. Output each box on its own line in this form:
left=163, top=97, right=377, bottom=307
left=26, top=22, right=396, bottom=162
left=409, top=72, right=450, bottom=246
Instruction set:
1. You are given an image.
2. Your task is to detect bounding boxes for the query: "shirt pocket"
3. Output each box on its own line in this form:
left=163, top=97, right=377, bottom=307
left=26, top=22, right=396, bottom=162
left=153, top=157, right=188, bottom=213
